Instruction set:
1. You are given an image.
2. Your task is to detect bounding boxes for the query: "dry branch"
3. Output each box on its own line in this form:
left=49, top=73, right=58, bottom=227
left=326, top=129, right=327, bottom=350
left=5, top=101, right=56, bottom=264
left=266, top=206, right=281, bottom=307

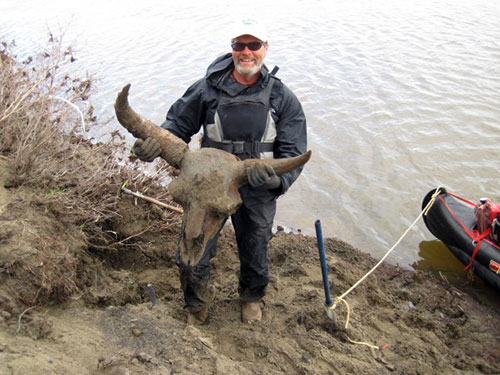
left=120, top=186, right=183, bottom=214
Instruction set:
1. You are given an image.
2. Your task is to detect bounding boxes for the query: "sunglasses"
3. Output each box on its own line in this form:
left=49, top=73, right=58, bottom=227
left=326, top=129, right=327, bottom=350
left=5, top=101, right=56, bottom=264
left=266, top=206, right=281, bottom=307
left=231, top=41, right=266, bottom=52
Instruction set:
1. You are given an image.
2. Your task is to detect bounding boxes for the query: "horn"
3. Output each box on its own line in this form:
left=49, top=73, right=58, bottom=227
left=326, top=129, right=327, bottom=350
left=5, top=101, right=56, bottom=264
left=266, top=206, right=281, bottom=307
left=114, top=84, right=188, bottom=168
left=238, top=150, right=312, bottom=184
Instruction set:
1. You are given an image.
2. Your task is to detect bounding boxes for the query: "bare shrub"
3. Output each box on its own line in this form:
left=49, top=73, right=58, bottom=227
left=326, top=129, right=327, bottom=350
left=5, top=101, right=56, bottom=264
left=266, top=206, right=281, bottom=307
left=0, top=35, right=181, bottom=308
left=1, top=35, right=180, bottom=234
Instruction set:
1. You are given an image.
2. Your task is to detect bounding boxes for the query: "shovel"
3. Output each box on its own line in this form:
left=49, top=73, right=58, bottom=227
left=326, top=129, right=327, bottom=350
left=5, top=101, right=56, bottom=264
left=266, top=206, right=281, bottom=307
left=315, top=219, right=337, bottom=324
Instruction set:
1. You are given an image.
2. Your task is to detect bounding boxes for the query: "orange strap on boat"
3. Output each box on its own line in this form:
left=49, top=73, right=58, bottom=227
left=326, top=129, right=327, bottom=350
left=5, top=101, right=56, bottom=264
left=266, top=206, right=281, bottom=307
left=464, top=228, right=491, bottom=271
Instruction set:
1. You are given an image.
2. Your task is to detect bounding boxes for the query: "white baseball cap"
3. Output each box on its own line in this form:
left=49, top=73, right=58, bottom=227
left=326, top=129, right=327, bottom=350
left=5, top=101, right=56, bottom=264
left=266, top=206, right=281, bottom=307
left=230, top=18, right=268, bottom=42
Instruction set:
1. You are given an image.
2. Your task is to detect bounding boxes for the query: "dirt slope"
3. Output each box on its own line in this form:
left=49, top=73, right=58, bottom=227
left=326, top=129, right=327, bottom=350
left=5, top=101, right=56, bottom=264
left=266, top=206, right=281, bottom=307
left=1, top=155, right=499, bottom=375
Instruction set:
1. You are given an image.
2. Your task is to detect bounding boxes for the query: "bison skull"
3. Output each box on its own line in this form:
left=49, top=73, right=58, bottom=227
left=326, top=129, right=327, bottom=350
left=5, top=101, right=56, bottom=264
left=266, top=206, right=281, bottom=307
left=115, top=84, right=311, bottom=266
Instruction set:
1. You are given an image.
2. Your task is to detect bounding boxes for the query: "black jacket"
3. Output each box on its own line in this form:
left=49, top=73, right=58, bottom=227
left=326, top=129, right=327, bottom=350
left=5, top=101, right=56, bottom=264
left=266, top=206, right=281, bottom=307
left=161, top=53, right=307, bottom=195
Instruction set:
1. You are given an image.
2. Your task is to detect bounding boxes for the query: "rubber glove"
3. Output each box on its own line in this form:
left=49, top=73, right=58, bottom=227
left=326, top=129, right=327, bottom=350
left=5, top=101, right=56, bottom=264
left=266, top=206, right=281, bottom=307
left=248, top=163, right=281, bottom=191
left=133, top=137, right=161, bottom=162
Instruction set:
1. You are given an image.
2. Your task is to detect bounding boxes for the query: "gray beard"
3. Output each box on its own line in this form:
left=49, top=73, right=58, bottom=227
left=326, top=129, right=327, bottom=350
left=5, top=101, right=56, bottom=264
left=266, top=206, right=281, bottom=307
left=235, top=60, right=263, bottom=77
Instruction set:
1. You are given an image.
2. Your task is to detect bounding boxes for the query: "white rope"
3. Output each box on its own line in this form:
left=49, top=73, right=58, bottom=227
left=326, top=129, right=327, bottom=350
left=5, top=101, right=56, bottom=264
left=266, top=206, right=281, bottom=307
left=335, top=187, right=443, bottom=302
left=325, top=188, right=443, bottom=351
left=52, top=96, right=87, bottom=139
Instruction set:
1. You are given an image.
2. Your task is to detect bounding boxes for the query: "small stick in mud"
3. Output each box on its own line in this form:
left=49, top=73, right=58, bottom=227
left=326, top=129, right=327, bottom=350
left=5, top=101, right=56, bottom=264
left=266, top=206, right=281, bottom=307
left=119, top=182, right=183, bottom=214
left=147, top=284, right=157, bottom=308
left=15, top=305, right=37, bottom=334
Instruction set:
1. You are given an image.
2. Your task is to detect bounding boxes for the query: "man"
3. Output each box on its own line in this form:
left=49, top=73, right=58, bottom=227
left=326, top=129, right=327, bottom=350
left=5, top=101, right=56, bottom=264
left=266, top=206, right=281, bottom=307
left=133, top=19, right=307, bottom=325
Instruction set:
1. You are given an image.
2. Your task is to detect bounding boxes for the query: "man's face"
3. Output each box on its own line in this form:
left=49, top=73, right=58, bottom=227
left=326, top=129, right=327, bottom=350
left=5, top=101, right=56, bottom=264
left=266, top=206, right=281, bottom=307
left=232, top=35, right=268, bottom=77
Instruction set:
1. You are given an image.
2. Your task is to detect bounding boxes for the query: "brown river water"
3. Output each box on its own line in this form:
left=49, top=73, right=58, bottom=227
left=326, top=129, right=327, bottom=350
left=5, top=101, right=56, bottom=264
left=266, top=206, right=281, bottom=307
left=1, top=0, right=499, bottom=268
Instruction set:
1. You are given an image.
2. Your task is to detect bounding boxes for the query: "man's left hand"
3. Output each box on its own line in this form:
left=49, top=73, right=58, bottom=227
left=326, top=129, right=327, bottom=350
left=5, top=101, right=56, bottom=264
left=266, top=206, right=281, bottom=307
left=248, top=163, right=281, bottom=191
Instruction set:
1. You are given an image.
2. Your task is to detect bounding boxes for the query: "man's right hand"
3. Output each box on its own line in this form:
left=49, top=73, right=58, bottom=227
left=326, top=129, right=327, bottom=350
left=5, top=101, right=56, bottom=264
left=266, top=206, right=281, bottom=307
left=247, top=163, right=281, bottom=191
left=132, top=137, right=162, bottom=162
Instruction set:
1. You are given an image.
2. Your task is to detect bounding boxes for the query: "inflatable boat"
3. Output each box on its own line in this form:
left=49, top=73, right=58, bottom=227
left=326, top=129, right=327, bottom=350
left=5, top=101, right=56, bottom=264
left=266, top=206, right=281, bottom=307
left=422, top=188, right=500, bottom=292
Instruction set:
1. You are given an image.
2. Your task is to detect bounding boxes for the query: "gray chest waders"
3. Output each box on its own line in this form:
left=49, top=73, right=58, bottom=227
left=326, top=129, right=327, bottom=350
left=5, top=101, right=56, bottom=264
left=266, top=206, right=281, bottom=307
left=203, top=74, right=277, bottom=160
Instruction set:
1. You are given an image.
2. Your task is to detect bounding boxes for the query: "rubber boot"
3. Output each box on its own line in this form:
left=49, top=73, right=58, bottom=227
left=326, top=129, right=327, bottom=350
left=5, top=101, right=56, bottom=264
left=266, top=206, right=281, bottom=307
left=186, top=285, right=215, bottom=326
left=241, top=301, right=262, bottom=323
left=187, top=304, right=210, bottom=326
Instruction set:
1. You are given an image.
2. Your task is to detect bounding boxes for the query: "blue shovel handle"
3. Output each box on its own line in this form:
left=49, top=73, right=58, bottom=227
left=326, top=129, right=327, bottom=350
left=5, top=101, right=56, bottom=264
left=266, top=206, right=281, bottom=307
left=315, top=219, right=333, bottom=307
